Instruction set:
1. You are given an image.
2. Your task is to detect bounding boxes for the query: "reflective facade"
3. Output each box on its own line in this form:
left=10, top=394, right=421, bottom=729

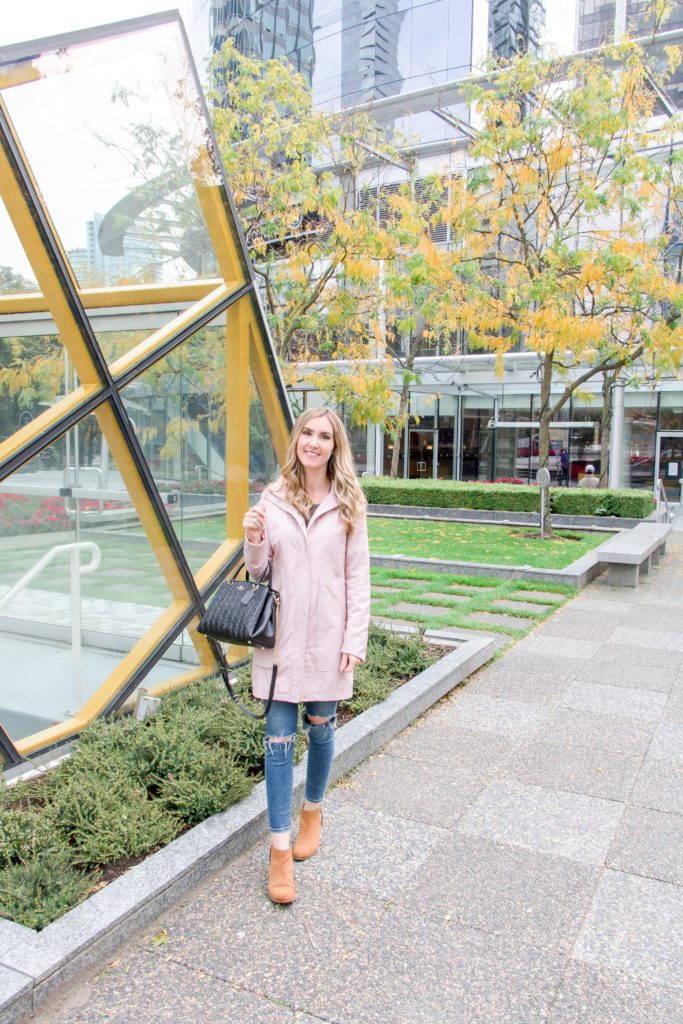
left=194, top=0, right=545, bottom=113
left=577, top=1, right=683, bottom=106
left=0, top=14, right=292, bottom=765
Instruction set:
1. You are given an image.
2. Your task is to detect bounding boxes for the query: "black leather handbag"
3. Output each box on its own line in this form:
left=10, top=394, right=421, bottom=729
left=198, top=568, right=280, bottom=718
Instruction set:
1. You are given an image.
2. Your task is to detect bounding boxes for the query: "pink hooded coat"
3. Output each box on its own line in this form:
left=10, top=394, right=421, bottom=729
left=243, top=481, right=371, bottom=703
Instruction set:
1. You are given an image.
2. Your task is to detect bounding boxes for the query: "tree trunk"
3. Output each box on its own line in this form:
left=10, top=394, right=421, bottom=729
left=538, top=352, right=554, bottom=538
left=599, top=370, right=616, bottom=488
left=390, top=379, right=410, bottom=478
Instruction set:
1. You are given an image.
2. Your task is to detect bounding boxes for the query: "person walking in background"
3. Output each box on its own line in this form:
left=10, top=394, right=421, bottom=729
left=242, top=408, right=371, bottom=905
left=579, top=464, right=601, bottom=488
left=559, top=447, right=569, bottom=486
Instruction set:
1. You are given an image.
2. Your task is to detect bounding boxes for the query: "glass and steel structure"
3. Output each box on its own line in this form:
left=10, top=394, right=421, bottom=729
left=0, top=13, right=292, bottom=766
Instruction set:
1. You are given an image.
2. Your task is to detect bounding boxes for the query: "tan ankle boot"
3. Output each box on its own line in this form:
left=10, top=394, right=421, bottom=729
left=292, top=808, right=323, bottom=861
left=268, top=846, right=296, bottom=904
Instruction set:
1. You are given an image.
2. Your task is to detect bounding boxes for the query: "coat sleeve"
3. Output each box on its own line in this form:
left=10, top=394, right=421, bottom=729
left=342, top=510, right=371, bottom=661
left=243, top=520, right=273, bottom=580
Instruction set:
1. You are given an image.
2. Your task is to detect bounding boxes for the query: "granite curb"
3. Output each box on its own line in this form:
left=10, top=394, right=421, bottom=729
left=0, top=635, right=495, bottom=1024
left=370, top=548, right=604, bottom=588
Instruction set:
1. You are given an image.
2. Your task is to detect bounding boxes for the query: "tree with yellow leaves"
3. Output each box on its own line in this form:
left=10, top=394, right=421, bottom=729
left=442, top=41, right=683, bottom=529
left=211, top=41, right=410, bottom=365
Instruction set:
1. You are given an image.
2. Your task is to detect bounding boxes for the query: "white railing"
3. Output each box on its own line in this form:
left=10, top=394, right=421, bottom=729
left=654, top=479, right=673, bottom=523
left=0, top=542, right=101, bottom=710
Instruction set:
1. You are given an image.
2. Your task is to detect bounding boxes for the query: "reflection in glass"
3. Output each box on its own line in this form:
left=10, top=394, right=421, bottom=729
left=0, top=420, right=182, bottom=741
left=2, top=22, right=223, bottom=290
left=624, top=391, right=658, bottom=489
left=0, top=198, right=39, bottom=295
left=0, top=336, right=81, bottom=444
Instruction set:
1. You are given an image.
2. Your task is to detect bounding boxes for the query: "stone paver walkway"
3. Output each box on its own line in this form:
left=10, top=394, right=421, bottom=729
left=28, top=526, right=683, bottom=1024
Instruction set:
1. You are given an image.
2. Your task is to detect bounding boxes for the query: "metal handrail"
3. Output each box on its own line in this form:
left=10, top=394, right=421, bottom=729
left=0, top=542, right=101, bottom=710
left=654, top=479, right=673, bottom=523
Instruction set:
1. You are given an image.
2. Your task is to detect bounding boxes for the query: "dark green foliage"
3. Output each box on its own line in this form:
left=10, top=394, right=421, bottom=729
left=157, top=750, right=252, bottom=826
left=343, top=625, right=437, bottom=714
left=0, top=627, right=433, bottom=929
left=361, top=476, right=653, bottom=519
left=0, top=807, right=56, bottom=869
left=0, top=849, right=98, bottom=930
left=550, top=487, right=653, bottom=518
left=362, top=477, right=541, bottom=512
left=55, top=771, right=178, bottom=869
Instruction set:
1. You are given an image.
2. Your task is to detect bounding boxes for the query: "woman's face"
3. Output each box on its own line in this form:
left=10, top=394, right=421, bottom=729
left=296, top=415, right=335, bottom=473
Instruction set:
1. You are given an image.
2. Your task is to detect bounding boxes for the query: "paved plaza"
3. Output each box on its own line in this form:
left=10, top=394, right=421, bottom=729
left=25, top=516, right=683, bottom=1024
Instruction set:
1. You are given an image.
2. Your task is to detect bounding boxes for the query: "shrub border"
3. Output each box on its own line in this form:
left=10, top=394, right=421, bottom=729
left=0, top=634, right=495, bottom=1024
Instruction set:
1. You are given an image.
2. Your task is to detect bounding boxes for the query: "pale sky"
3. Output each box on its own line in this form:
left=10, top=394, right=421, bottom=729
left=1, top=0, right=192, bottom=48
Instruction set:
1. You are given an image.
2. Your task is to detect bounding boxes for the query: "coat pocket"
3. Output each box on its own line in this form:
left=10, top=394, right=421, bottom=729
left=314, top=575, right=346, bottom=671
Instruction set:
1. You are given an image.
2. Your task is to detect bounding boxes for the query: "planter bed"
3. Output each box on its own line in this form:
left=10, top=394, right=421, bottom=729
left=0, top=631, right=494, bottom=1024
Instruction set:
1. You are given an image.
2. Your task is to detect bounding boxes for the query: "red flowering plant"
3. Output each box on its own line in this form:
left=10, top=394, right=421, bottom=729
left=0, top=494, right=125, bottom=536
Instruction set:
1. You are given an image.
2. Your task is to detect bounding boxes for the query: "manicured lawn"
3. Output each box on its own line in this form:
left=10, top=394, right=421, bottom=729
left=368, top=516, right=606, bottom=569
left=370, top=566, right=575, bottom=639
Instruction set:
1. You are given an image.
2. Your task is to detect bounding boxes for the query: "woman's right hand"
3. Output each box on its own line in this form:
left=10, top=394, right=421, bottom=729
left=243, top=504, right=266, bottom=544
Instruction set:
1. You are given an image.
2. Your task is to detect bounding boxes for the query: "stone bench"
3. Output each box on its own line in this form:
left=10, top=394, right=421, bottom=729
left=597, top=522, right=673, bottom=587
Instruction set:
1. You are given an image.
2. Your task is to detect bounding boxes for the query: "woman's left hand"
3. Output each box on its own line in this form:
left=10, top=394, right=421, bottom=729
left=340, top=652, right=361, bottom=672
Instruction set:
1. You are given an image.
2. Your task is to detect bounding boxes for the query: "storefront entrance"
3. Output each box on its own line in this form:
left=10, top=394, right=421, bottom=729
left=408, top=429, right=437, bottom=478
left=655, top=432, right=683, bottom=502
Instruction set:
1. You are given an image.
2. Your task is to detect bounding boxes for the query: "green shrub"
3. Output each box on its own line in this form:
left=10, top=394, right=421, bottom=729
left=54, top=771, right=178, bottom=868
left=0, top=807, right=56, bottom=868
left=0, top=849, right=98, bottom=930
left=344, top=625, right=436, bottom=715
left=362, top=477, right=541, bottom=512
left=550, top=487, right=653, bottom=518
left=361, top=476, right=652, bottom=519
left=157, top=749, right=253, bottom=826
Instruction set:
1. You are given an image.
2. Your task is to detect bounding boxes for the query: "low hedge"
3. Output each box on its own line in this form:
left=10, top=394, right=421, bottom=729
left=361, top=477, right=653, bottom=519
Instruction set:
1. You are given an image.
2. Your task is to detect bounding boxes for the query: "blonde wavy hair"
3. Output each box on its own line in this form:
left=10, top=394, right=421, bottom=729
left=276, top=407, right=366, bottom=532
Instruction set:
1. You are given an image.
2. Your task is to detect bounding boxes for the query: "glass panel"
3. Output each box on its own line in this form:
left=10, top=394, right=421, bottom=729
left=2, top=21, right=230, bottom=297
left=341, top=405, right=374, bottom=477
left=410, top=393, right=437, bottom=428
left=624, top=391, right=658, bottom=489
left=462, top=394, right=494, bottom=481
left=436, top=394, right=455, bottom=480
left=94, top=313, right=185, bottom=364
left=0, top=418, right=184, bottom=742
left=658, top=434, right=683, bottom=502
left=408, top=429, right=435, bottom=478
left=249, top=371, right=280, bottom=500
left=0, top=335, right=81, bottom=446
left=658, top=391, right=683, bottom=431
left=121, top=313, right=227, bottom=575
left=0, top=197, right=39, bottom=295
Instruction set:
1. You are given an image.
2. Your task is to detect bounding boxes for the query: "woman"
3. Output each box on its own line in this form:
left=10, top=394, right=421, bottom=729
left=242, top=407, right=370, bottom=905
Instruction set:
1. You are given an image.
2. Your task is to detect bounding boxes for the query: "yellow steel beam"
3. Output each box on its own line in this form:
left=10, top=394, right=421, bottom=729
left=0, top=383, right=100, bottom=469
left=191, top=147, right=246, bottom=286
left=0, top=280, right=225, bottom=316
left=246, top=300, right=291, bottom=465
left=226, top=295, right=250, bottom=538
left=108, top=282, right=232, bottom=380
left=0, top=62, right=41, bottom=90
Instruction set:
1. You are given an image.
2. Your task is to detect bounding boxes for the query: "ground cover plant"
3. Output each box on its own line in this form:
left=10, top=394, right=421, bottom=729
left=370, top=566, right=574, bottom=640
left=0, top=626, right=436, bottom=931
left=368, top=517, right=604, bottom=569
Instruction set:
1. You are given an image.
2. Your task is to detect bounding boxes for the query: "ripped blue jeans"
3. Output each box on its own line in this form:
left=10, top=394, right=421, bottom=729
left=264, top=700, right=338, bottom=834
